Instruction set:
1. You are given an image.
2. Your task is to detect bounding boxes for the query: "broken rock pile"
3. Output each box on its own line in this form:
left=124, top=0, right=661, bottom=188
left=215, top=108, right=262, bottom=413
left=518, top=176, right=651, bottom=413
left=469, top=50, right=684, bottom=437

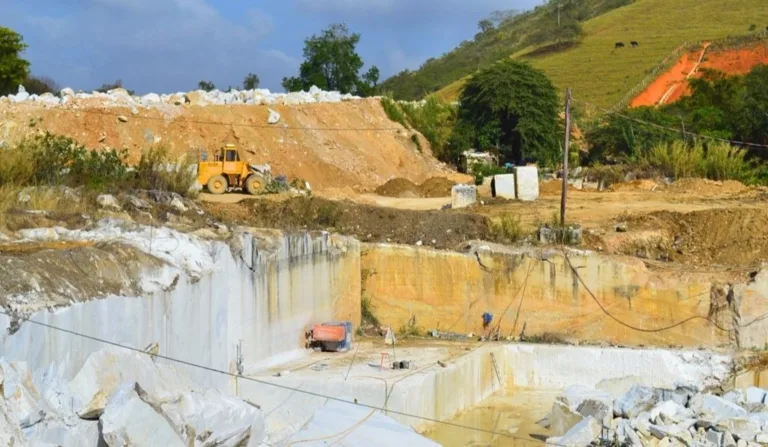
left=1, top=347, right=265, bottom=446
left=0, top=84, right=362, bottom=109
left=546, top=381, right=768, bottom=447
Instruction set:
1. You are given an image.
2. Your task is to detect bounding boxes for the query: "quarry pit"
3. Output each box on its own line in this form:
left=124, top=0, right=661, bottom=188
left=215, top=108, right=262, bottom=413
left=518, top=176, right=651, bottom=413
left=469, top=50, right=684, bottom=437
left=2, top=90, right=768, bottom=446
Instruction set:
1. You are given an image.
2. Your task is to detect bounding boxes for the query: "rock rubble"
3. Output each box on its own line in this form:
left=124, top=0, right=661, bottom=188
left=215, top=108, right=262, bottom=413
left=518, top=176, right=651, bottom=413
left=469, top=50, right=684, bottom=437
left=546, top=381, right=768, bottom=447
left=1, top=347, right=265, bottom=446
left=0, top=84, right=363, bottom=109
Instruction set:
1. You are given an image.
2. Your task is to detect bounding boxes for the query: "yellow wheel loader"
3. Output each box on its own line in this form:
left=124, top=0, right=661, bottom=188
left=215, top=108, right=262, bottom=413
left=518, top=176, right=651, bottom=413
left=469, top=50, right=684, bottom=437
left=197, top=144, right=272, bottom=195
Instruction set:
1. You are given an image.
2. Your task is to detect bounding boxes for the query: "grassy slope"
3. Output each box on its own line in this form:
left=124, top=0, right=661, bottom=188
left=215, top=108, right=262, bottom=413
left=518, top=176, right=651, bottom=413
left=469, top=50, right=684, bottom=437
left=435, top=0, right=768, bottom=108
left=379, top=0, right=631, bottom=101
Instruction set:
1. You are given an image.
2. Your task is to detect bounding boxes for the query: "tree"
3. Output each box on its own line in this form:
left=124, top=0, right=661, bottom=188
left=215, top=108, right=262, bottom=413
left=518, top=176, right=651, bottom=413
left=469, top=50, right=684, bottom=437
left=0, top=27, right=30, bottom=96
left=281, top=24, right=379, bottom=96
left=23, top=75, right=60, bottom=95
left=198, top=80, right=216, bottom=92
left=478, top=19, right=494, bottom=34
left=458, top=60, right=560, bottom=165
left=243, top=73, right=260, bottom=90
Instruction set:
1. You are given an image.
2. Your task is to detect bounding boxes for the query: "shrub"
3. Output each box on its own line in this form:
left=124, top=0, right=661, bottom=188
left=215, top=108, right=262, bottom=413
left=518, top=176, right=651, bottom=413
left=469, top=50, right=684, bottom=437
left=133, top=145, right=197, bottom=197
left=490, top=213, right=523, bottom=243
left=380, top=97, right=408, bottom=128
left=470, top=162, right=505, bottom=185
left=640, top=141, right=760, bottom=184
left=361, top=295, right=380, bottom=327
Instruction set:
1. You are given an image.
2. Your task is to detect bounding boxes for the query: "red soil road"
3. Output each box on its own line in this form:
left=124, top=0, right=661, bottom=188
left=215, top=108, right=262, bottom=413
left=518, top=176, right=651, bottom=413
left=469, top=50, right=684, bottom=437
left=630, top=45, right=708, bottom=107
left=631, top=41, right=768, bottom=107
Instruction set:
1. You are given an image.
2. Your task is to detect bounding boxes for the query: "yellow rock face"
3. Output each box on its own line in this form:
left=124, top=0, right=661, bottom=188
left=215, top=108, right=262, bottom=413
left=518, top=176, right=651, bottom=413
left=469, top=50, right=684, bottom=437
left=362, top=243, right=742, bottom=348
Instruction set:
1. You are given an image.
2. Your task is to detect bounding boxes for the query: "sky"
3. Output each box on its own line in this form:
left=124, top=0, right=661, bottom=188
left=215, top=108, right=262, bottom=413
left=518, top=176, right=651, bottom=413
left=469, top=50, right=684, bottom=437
left=1, top=0, right=540, bottom=94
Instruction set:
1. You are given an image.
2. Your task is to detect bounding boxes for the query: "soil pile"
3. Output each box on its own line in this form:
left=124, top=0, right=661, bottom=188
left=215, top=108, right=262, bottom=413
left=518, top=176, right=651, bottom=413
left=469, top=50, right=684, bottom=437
left=375, top=177, right=457, bottom=198
left=665, top=178, right=749, bottom=195
left=0, top=99, right=454, bottom=192
left=418, top=177, right=456, bottom=198
left=610, top=179, right=660, bottom=192
left=204, top=197, right=490, bottom=249
left=375, top=178, right=421, bottom=198
left=610, top=208, right=768, bottom=268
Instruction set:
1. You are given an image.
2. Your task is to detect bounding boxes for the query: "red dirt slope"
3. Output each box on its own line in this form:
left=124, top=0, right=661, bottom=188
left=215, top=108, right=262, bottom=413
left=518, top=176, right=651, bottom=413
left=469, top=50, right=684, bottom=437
left=631, top=41, right=768, bottom=107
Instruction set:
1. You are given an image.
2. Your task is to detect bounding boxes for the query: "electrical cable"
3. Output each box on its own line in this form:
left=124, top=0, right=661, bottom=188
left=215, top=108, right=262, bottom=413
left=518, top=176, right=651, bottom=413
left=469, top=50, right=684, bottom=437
left=572, top=96, right=768, bottom=149
left=55, top=107, right=405, bottom=132
left=558, top=245, right=768, bottom=333
left=0, top=309, right=563, bottom=445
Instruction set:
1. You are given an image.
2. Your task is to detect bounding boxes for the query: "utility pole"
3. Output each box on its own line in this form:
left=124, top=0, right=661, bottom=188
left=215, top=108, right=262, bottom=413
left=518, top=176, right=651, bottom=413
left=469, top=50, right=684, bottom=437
left=561, top=88, right=571, bottom=227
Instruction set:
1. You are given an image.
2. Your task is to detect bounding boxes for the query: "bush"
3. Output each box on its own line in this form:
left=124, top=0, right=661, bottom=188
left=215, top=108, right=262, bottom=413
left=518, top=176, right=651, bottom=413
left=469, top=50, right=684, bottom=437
left=470, top=162, right=505, bottom=185
left=361, top=295, right=380, bottom=327
left=0, top=132, right=130, bottom=189
left=640, top=141, right=760, bottom=184
left=133, top=145, right=197, bottom=197
left=490, top=213, right=523, bottom=243
left=380, top=97, right=409, bottom=128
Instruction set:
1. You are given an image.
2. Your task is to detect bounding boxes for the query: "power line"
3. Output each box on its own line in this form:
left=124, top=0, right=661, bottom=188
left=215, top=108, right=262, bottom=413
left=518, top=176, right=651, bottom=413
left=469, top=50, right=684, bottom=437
left=558, top=246, right=768, bottom=334
left=49, top=107, right=405, bottom=132
left=572, top=97, right=768, bottom=149
left=0, top=309, right=557, bottom=445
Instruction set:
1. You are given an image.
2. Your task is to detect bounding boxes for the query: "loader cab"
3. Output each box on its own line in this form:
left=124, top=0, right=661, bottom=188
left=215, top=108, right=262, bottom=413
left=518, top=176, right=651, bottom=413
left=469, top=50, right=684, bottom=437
left=215, top=145, right=240, bottom=162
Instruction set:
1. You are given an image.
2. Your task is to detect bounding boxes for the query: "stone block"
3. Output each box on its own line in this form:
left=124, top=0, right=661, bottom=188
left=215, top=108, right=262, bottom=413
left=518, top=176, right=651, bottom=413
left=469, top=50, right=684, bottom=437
left=514, top=166, right=540, bottom=201
left=451, top=185, right=477, bottom=209
left=546, top=417, right=601, bottom=447
left=492, top=174, right=516, bottom=199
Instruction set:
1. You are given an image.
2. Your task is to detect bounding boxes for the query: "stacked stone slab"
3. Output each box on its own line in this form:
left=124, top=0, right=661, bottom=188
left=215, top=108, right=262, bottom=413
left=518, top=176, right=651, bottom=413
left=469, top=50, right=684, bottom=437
left=514, top=166, right=539, bottom=201
left=451, top=185, right=477, bottom=209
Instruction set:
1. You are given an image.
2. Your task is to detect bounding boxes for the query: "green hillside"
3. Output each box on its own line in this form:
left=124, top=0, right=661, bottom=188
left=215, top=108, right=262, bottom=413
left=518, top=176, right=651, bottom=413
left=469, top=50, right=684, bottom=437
left=380, top=0, right=634, bottom=100
left=384, top=0, right=768, bottom=109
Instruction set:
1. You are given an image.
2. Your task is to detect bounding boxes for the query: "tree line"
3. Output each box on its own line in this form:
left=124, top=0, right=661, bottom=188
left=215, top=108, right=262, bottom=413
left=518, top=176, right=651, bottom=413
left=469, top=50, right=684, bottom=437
left=1, top=23, right=379, bottom=97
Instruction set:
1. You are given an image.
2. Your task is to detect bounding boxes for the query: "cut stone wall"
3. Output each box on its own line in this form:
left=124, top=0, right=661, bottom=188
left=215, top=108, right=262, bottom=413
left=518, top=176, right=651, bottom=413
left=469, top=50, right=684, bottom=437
left=361, top=242, right=756, bottom=348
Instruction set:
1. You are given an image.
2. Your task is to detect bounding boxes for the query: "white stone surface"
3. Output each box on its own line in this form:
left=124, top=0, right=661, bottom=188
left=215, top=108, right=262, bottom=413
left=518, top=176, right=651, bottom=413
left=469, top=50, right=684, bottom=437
left=492, top=174, right=516, bottom=199
left=284, top=400, right=440, bottom=446
left=267, top=108, right=281, bottom=124
left=451, top=185, right=477, bottom=209
left=5, top=223, right=361, bottom=393
left=514, top=165, right=540, bottom=201
left=101, top=383, right=185, bottom=447
left=546, top=416, right=601, bottom=447
left=506, top=345, right=731, bottom=391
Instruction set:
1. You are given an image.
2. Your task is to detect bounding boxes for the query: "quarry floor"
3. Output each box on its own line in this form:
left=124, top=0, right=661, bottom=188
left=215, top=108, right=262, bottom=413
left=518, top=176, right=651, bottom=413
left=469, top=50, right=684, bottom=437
left=202, top=177, right=768, bottom=269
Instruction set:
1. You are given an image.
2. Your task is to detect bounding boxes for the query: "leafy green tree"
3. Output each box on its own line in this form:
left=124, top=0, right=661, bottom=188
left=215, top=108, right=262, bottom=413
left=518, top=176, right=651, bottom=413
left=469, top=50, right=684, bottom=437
left=585, top=107, right=681, bottom=160
left=739, top=65, right=768, bottom=145
left=0, top=27, right=30, bottom=96
left=478, top=19, right=494, bottom=34
left=198, top=80, right=216, bottom=91
left=281, top=24, right=379, bottom=96
left=243, top=73, right=260, bottom=90
left=457, top=59, right=560, bottom=165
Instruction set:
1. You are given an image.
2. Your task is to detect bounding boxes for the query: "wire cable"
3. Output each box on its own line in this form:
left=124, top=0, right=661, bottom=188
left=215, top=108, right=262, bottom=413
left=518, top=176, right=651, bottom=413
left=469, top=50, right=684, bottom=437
left=54, top=107, right=405, bottom=132
left=573, top=97, right=768, bottom=149
left=558, top=245, right=768, bottom=333
left=0, top=309, right=561, bottom=444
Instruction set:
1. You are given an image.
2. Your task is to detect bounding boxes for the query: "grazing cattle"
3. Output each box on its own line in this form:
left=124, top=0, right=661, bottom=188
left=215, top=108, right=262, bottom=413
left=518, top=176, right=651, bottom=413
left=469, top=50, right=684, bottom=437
left=631, top=41, right=640, bottom=47
left=615, top=42, right=625, bottom=49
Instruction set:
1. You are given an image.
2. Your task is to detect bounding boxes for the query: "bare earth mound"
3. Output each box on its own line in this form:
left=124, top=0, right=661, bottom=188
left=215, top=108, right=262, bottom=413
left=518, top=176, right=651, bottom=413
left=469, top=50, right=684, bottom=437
left=375, top=178, right=421, bottom=198
left=601, top=208, right=768, bottom=268
left=375, top=177, right=457, bottom=198
left=0, top=99, right=453, bottom=191
left=418, top=177, right=456, bottom=198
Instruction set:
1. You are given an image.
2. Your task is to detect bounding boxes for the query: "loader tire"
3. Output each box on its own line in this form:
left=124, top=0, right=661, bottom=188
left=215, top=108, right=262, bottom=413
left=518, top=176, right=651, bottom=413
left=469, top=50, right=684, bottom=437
left=207, top=175, right=228, bottom=195
left=245, top=174, right=266, bottom=195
